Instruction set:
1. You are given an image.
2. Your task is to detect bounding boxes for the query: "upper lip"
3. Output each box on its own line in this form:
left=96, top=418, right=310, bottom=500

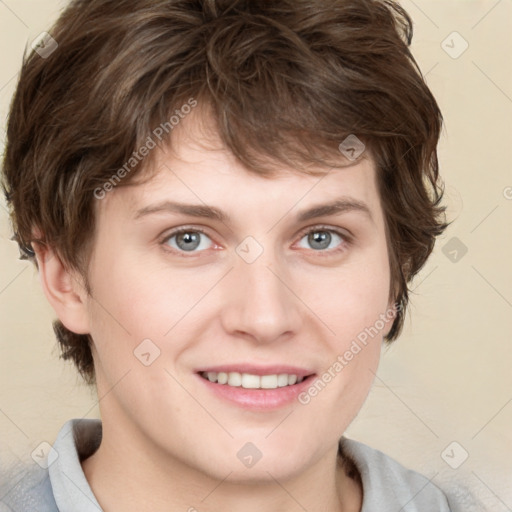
left=195, top=364, right=315, bottom=378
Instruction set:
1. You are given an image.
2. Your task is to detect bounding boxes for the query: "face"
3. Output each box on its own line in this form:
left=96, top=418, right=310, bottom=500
left=80, top=113, right=395, bottom=483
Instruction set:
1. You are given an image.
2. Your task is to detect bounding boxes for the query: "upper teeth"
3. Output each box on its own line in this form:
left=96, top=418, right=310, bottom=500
left=202, top=371, right=305, bottom=389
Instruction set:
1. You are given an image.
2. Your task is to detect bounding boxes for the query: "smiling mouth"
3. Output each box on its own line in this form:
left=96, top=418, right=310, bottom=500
left=198, top=371, right=315, bottom=390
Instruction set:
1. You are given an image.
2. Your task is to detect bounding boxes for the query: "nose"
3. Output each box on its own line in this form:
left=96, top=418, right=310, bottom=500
left=220, top=248, right=303, bottom=345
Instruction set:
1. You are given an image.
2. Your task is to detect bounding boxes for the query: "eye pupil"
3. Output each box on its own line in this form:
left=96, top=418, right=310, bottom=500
left=167, top=228, right=341, bottom=255
left=177, top=232, right=201, bottom=251
left=308, top=231, right=331, bottom=250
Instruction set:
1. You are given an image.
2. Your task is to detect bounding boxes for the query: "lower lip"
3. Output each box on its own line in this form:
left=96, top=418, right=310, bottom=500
left=195, top=373, right=316, bottom=411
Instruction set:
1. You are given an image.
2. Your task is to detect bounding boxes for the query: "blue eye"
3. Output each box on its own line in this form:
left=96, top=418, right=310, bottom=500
left=160, top=226, right=349, bottom=256
left=297, top=228, right=347, bottom=252
left=163, top=229, right=213, bottom=253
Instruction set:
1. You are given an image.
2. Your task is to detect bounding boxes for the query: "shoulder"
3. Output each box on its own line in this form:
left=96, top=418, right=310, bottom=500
left=0, top=459, right=58, bottom=512
left=1, top=418, right=102, bottom=512
left=339, top=437, right=452, bottom=511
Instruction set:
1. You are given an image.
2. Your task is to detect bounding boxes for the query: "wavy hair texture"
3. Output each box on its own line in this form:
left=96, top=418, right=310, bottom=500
left=1, top=0, right=448, bottom=385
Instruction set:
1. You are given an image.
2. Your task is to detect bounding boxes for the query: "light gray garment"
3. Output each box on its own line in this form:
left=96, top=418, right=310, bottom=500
left=1, top=418, right=467, bottom=511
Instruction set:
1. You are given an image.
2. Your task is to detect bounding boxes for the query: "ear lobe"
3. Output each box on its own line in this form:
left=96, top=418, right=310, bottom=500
left=32, top=241, right=91, bottom=335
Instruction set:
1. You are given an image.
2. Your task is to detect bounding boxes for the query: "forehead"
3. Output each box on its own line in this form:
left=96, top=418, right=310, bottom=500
left=95, top=163, right=385, bottom=248
left=97, top=108, right=383, bottom=227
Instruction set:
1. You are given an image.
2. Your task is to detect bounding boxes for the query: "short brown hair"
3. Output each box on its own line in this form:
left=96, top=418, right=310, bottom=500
left=1, top=0, right=448, bottom=385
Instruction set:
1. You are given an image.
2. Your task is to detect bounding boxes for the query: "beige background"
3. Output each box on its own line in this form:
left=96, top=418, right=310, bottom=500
left=1, top=1, right=511, bottom=509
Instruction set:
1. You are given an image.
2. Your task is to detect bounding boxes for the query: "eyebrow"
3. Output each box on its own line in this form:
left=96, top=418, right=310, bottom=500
left=134, top=197, right=373, bottom=224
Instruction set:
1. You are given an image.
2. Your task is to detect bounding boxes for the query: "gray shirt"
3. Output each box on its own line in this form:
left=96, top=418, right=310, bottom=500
left=1, top=418, right=455, bottom=511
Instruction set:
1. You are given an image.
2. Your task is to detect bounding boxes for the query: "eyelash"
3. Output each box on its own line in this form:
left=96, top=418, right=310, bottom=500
left=159, top=225, right=352, bottom=258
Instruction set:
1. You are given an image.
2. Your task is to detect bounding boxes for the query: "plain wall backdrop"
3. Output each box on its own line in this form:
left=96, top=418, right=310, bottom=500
left=1, top=1, right=511, bottom=510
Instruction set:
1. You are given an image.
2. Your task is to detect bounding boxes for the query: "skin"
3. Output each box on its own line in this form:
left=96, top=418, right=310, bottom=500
left=35, top=108, right=396, bottom=512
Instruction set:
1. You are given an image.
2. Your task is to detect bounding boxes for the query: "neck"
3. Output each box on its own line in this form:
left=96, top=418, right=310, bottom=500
left=81, top=418, right=362, bottom=512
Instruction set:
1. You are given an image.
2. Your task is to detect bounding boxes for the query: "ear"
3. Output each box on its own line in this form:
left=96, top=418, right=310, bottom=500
left=32, top=241, right=91, bottom=335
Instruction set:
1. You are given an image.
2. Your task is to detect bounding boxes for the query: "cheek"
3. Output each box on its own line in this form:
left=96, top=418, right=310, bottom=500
left=303, top=250, right=391, bottom=343
left=298, top=261, right=388, bottom=430
left=299, top=241, right=391, bottom=399
left=85, top=253, right=217, bottom=358
left=86, top=226, right=392, bottom=368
